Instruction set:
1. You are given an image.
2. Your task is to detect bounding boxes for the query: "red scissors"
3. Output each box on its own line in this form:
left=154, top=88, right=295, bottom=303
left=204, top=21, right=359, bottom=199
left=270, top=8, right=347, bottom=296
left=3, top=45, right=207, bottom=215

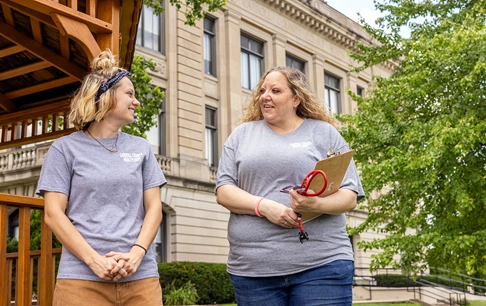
left=280, top=170, right=328, bottom=196
left=280, top=170, right=328, bottom=243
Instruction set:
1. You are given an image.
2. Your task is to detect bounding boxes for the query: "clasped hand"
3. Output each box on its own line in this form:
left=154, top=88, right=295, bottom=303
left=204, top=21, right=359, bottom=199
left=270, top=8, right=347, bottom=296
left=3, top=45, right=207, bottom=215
left=89, top=249, right=144, bottom=282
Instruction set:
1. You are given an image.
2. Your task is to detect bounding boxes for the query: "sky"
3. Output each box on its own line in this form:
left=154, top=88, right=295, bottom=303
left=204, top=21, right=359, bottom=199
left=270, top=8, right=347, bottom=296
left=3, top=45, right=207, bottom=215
left=325, top=0, right=411, bottom=37
left=325, top=0, right=382, bottom=26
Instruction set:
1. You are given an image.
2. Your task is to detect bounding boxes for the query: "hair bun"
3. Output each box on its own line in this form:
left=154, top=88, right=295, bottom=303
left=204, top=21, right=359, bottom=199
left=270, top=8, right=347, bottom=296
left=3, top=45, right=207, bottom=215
left=90, top=49, right=118, bottom=72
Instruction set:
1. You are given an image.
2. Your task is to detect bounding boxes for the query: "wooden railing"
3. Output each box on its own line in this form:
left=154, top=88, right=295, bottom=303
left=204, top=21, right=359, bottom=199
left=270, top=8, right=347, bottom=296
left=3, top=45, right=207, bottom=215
left=0, top=101, right=75, bottom=150
left=0, top=193, right=61, bottom=306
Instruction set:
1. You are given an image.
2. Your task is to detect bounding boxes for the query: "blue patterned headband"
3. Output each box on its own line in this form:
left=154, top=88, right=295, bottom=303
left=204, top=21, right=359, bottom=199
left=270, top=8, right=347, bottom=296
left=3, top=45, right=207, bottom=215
left=95, top=70, right=130, bottom=102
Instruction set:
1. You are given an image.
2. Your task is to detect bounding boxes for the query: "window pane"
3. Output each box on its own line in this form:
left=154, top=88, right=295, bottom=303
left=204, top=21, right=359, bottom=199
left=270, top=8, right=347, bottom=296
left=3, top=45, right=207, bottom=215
left=249, top=54, right=261, bottom=90
left=330, top=90, right=339, bottom=113
left=204, top=17, right=215, bottom=76
left=286, top=55, right=305, bottom=73
left=204, top=33, right=212, bottom=74
left=241, top=52, right=249, bottom=89
left=139, top=5, right=160, bottom=52
left=205, top=107, right=217, bottom=166
left=241, top=34, right=263, bottom=90
left=204, top=18, right=214, bottom=32
left=241, top=35, right=248, bottom=48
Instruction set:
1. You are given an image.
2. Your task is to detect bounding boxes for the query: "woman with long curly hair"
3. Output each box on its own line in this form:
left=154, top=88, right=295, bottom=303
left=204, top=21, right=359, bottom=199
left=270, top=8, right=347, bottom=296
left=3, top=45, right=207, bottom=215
left=216, top=66, right=364, bottom=306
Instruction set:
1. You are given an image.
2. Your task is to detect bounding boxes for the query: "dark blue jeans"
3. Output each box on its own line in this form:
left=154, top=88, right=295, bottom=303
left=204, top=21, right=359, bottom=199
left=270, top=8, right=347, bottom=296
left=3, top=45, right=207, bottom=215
left=229, top=260, right=354, bottom=306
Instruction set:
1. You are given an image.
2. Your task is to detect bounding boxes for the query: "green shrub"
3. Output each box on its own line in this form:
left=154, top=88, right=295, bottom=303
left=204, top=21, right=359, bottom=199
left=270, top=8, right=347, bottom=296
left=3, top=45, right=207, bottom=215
left=164, top=281, right=199, bottom=306
left=158, top=262, right=235, bottom=305
left=374, top=274, right=416, bottom=287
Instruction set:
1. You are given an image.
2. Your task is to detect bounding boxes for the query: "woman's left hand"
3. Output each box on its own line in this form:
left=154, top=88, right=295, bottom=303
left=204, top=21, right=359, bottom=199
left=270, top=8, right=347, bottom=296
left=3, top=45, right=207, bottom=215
left=288, top=189, right=318, bottom=213
left=105, top=249, right=144, bottom=280
left=289, top=188, right=358, bottom=215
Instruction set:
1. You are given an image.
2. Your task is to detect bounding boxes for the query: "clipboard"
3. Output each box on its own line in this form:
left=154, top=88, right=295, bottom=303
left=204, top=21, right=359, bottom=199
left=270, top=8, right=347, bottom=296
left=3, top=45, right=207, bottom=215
left=299, top=149, right=355, bottom=222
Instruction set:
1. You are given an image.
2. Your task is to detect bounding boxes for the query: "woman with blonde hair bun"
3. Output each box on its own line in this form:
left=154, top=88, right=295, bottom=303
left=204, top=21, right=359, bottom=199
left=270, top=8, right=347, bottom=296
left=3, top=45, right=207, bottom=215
left=36, top=49, right=166, bottom=305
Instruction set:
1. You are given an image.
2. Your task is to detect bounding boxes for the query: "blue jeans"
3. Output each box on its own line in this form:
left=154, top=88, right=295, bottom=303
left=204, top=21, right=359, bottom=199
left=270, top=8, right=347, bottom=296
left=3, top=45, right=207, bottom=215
left=229, top=260, right=354, bottom=306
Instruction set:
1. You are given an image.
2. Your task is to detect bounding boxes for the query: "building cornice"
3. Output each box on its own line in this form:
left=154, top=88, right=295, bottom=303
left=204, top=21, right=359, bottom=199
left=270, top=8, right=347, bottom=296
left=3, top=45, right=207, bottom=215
left=259, top=0, right=398, bottom=72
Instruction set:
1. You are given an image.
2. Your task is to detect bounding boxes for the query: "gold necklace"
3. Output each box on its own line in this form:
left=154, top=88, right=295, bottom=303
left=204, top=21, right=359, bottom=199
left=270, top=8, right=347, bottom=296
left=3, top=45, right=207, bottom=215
left=85, top=129, right=119, bottom=153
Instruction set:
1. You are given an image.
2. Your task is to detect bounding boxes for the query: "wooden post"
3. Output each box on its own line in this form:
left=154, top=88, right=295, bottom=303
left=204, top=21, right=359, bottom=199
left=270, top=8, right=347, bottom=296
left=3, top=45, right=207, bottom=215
left=38, top=210, right=54, bottom=306
left=0, top=205, right=8, bottom=306
left=16, top=207, right=31, bottom=306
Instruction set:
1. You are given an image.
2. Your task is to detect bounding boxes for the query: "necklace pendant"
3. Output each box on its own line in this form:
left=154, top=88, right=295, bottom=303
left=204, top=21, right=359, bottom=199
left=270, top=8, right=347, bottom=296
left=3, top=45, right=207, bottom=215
left=110, top=149, right=118, bottom=153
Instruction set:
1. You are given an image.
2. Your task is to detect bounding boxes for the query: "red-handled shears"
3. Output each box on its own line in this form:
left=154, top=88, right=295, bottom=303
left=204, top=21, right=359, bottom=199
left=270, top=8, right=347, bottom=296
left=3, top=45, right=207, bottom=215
left=280, top=170, right=328, bottom=196
left=280, top=170, right=328, bottom=243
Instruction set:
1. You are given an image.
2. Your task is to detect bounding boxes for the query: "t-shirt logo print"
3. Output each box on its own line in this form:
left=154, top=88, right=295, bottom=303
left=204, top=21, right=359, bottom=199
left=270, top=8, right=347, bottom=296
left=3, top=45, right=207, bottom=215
left=119, top=152, right=144, bottom=162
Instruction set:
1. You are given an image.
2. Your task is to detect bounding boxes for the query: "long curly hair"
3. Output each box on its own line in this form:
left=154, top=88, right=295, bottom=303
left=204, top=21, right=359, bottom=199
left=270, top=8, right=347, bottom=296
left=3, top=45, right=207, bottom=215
left=240, top=66, right=337, bottom=127
left=68, top=49, right=129, bottom=130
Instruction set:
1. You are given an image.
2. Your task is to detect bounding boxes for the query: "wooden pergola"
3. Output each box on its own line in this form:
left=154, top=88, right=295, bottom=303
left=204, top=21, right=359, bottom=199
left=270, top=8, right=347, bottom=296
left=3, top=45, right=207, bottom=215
left=0, top=1, right=142, bottom=305
left=0, top=0, right=142, bottom=150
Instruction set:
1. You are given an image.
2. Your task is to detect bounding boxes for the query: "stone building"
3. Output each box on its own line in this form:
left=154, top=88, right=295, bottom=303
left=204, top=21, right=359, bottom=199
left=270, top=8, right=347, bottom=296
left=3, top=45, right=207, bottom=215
left=2, top=0, right=392, bottom=271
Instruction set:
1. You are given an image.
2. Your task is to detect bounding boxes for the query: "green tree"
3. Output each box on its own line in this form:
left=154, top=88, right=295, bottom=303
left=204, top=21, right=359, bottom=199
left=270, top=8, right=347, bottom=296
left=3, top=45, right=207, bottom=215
left=122, top=55, right=165, bottom=138
left=341, top=0, right=486, bottom=277
left=145, top=0, right=225, bottom=26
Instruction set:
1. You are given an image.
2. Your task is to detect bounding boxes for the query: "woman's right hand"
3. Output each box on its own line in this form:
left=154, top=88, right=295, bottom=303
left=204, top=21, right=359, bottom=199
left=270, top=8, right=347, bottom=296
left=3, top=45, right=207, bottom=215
left=258, top=198, right=299, bottom=228
left=87, top=254, right=129, bottom=281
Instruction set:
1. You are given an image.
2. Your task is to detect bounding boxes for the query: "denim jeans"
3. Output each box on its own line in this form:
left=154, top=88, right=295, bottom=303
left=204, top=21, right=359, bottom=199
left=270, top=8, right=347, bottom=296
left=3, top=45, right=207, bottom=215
left=229, top=260, right=354, bottom=306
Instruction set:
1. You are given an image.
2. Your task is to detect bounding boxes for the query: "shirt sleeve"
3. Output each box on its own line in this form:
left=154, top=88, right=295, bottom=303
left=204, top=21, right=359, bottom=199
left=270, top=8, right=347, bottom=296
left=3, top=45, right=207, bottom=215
left=215, top=133, right=239, bottom=192
left=36, top=144, right=72, bottom=197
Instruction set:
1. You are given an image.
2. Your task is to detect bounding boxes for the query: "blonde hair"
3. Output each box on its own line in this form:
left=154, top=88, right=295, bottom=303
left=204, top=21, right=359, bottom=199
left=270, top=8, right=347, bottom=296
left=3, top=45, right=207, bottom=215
left=68, top=49, right=129, bottom=130
left=240, top=66, right=337, bottom=127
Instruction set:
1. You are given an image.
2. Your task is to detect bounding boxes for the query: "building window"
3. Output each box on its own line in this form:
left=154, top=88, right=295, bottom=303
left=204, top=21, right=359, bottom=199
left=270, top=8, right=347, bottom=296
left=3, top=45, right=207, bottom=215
left=205, top=106, right=218, bottom=167
left=357, top=86, right=364, bottom=97
left=241, top=34, right=263, bottom=90
left=158, top=95, right=166, bottom=156
left=153, top=211, right=168, bottom=263
left=136, top=4, right=164, bottom=53
left=325, top=73, right=341, bottom=114
left=204, top=17, right=216, bottom=76
left=8, top=209, right=19, bottom=239
left=286, top=54, right=305, bottom=73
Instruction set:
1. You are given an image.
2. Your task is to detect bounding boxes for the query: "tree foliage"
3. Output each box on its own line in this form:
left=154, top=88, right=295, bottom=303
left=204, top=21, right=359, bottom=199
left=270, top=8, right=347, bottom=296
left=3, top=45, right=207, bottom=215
left=122, top=55, right=165, bottom=138
left=341, top=0, right=486, bottom=276
left=144, top=0, right=225, bottom=25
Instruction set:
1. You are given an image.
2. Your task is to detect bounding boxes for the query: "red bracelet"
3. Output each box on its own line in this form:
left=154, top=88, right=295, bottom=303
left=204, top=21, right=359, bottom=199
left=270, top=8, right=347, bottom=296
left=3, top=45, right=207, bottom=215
left=255, top=197, right=264, bottom=217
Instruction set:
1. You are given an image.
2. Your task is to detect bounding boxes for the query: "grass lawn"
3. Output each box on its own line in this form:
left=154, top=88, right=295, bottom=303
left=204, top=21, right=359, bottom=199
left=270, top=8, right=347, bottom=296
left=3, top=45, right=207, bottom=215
left=352, top=303, right=416, bottom=306
left=223, top=300, right=486, bottom=306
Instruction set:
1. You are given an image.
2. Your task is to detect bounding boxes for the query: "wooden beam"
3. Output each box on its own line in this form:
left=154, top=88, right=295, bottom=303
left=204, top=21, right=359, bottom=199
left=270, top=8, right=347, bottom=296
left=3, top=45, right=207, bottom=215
left=0, top=61, right=51, bottom=80
left=5, top=76, right=77, bottom=99
left=59, top=31, right=70, bottom=59
left=0, top=91, right=18, bottom=112
left=0, top=44, right=24, bottom=57
left=0, top=20, right=87, bottom=80
left=10, top=0, right=113, bottom=34
left=97, top=0, right=117, bottom=53
left=1, top=3, right=14, bottom=25
left=0, top=0, right=57, bottom=30
left=51, top=13, right=102, bottom=62
left=31, top=18, right=43, bottom=43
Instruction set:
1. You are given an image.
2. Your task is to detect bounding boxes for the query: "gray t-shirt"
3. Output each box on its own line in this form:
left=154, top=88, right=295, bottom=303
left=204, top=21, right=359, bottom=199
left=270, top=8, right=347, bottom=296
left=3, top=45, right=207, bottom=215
left=216, top=118, right=364, bottom=277
left=36, top=131, right=166, bottom=282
